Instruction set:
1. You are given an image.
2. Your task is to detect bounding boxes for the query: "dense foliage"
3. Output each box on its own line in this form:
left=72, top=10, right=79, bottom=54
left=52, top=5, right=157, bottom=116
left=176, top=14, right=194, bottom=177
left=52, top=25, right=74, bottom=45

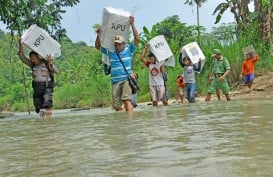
left=0, top=32, right=110, bottom=112
left=213, top=0, right=273, bottom=44
left=1, top=13, right=273, bottom=112
left=0, top=0, right=79, bottom=39
left=0, top=0, right=273, bottom=112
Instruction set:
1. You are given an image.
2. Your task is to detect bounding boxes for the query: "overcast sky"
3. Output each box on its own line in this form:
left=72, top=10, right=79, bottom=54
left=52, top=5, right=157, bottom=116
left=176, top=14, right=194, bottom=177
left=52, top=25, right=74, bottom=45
left=61, top=0, right=235, bottom=46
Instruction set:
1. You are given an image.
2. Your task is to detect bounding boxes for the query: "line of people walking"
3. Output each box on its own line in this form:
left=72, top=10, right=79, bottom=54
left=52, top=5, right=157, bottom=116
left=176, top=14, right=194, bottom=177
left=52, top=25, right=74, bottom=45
left=17, top=14, right=260, bottom=116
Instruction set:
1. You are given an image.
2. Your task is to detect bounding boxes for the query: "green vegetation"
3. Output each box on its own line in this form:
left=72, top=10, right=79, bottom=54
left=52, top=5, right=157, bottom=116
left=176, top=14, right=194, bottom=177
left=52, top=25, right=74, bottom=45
left=0, top=0, right=272, bottom=112
left=0, top=34, right=116, bottom=112
left=0, top=0, right=80, bottom=38
left=1, top=14, right=273, bottom=112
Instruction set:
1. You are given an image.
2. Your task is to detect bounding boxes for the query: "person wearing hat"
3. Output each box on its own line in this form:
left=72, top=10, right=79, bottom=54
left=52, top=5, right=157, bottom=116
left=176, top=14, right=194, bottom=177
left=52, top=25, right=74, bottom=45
left=95, top=16, right=139, bottom=112
left=241, top=52, right=259, bottom=92
left=208, top=54, right=221, bottom=101
left=205, top=49, right=231, bottom=101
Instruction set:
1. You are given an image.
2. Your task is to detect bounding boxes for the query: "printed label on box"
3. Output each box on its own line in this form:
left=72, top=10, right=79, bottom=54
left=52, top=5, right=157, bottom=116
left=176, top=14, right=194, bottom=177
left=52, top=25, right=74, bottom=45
left=148, top=35, right=175, bottom=67
left=181, top=42, right=206, bottom=72
left=21, top=24, right=61, bottom=59
left=100, top=7, right=131, bottom=50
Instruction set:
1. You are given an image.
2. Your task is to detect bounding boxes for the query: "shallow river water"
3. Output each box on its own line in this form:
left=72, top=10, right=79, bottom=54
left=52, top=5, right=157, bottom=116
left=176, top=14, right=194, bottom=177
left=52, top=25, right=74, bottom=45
left=1, top=98, right=273, bottom=177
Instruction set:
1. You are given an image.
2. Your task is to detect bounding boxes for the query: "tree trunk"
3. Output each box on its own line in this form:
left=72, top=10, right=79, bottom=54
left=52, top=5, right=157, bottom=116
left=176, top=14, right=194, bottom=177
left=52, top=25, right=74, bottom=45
left=255, top=0, right=273, bottom=43
left=196, top=4, right=200, bottom=42
left=261, top=6, right=273, bottom=43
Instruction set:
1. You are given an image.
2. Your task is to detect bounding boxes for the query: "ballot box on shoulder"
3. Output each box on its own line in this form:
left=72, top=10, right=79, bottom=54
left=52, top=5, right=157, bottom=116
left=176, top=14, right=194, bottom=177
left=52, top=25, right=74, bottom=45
left=181, top=42, right=206, bottom=72
left=242, top=45, right=257, bottom=57
left=99, top=7, right=131, bottom=51
left=21, top=24, right=61, bottom=59
left=148, top=35, right=175, bottom=67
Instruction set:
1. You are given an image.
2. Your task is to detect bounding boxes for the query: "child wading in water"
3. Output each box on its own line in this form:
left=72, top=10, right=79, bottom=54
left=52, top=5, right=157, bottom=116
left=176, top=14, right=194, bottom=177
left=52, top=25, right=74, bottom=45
left=141, top=45, right=168, bottom=106
left=241, top=52, right=259, bottom=92
left=177, top=75, right=186, bottom=103
left=179, top=54, right=201, bottom=103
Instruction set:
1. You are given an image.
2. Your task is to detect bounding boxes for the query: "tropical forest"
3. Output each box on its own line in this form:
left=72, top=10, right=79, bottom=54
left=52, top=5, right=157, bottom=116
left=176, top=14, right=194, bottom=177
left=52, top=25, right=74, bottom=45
left=0, top=0, right=273, bottom=112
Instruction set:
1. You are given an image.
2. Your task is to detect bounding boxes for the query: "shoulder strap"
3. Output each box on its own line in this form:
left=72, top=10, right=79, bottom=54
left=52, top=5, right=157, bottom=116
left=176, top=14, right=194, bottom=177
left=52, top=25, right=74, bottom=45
left=116, top=52, right=129, bottom=75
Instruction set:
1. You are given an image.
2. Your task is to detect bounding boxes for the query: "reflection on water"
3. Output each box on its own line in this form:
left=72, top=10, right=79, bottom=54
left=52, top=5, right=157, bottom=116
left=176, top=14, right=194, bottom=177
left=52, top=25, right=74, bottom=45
left=1, top=99, right=273, bottom=177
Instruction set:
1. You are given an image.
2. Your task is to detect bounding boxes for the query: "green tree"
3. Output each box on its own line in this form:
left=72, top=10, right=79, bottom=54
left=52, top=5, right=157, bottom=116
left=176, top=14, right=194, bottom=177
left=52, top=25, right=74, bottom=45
left=213, top=0, right=273, bottom=43
left=0, top=0, right=79, bottom=38
left=153, top=15, right=205, bottom=53
left=211, top=22, right=237, bottom=46
left=184, top=0, right=208, bottom=41
left=138, top=15, right=208, bottom=98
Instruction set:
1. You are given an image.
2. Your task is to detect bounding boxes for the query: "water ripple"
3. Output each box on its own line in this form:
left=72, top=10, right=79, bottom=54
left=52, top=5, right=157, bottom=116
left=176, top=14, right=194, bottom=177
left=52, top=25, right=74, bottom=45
left=0, top=99, right=273, bottom=176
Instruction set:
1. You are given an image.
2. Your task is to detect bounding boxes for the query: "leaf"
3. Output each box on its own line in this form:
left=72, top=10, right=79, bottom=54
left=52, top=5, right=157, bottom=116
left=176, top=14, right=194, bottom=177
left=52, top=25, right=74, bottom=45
left=142, top=26, right=150, bottom=35
left=0, top=0, right=80, bottom=39
left=212, top=3, right=229, bottom=15
left=215, top=14, right=222, bottom=24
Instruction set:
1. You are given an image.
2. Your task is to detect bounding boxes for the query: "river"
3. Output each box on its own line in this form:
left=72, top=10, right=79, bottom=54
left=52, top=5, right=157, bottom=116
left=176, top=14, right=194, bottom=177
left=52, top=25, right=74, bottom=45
left=0, top=98, right=273, bottom=177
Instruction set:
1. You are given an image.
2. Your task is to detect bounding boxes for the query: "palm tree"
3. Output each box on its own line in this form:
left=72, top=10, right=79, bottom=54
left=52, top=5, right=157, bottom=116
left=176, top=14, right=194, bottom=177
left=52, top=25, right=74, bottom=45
left=184, top=0, right=208, bottom=40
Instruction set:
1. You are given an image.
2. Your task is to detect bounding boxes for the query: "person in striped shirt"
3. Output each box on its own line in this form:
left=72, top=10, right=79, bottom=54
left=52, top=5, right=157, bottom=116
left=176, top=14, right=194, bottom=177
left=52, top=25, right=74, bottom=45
left=95, top=16, right=139, bottom=112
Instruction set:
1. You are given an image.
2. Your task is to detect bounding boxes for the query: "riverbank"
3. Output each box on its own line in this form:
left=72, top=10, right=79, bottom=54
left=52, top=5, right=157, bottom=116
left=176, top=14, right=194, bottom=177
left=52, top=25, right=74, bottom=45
left=142, top=71, right=273, bottom=104
left=1, top=71, right=273, bottom=118
left=229, top=71, right=273, bottom=100
left=0, top=112, right=14, bottom=119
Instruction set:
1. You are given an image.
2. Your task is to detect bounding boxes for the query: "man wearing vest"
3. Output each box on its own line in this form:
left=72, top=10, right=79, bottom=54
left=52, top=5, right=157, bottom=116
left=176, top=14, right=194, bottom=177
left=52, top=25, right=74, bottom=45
left=18, top=38, right=59, bottom=117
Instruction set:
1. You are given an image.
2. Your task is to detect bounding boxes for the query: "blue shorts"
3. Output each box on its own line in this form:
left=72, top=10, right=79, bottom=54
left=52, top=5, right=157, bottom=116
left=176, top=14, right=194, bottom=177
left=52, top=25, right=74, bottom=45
left=244, top=73, right=254, bottom=84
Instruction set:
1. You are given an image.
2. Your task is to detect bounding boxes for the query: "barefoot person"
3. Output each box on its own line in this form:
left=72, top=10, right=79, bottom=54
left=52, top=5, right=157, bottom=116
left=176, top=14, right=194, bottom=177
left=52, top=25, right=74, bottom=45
left=177, top=75, right=186, bottom=103
left=241, top=52, right=259, bottom=92
left=205, top=49, right=231, bottom=101
left=178, top=54, right=201, bottom=103
left=95, top=16, right=139, bottom=112
left=141, top=45, right=168, bottom=106
left=18, top=38, right=59, bottom=117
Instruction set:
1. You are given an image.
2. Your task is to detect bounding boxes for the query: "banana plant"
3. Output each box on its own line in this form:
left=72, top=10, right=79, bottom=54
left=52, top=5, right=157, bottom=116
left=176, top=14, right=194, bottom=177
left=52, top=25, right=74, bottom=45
left=138, top=25, right=158, bottom=51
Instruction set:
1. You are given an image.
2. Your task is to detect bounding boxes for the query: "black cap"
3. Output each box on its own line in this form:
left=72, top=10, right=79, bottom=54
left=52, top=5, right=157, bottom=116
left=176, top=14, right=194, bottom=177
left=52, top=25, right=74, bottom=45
left=148, top=52, right=155, bottom=57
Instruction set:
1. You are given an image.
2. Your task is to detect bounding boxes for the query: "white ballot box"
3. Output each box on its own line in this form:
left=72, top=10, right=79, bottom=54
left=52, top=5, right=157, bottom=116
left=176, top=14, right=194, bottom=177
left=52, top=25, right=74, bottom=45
left=148, top=35, right=175, bottom=67
left=100, top=7, right=131, bottom=51
left=21, top=24, right=61, bottom=59
left=181, top=42, right=206, bottom=72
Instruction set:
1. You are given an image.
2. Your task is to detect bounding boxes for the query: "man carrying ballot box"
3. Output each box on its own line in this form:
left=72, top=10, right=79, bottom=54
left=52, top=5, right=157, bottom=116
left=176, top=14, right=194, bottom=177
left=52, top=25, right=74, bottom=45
left=95, top=16, right=139, bottom=112
left=18, top=38, right=59, bottom=117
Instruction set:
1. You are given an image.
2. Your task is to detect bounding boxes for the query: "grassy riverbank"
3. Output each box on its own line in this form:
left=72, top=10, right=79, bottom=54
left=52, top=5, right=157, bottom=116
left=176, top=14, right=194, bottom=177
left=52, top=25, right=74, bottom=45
left=1, top=16, right=273, bottom=113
